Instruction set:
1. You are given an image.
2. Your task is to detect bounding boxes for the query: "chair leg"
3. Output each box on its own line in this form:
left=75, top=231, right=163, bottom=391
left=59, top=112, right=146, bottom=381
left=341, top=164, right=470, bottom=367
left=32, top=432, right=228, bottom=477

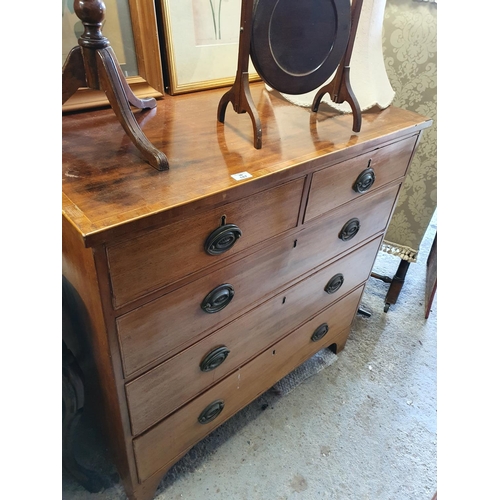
left=371, top=259, right=411, bottom=313
left=383, top=259, right=411, bottom=312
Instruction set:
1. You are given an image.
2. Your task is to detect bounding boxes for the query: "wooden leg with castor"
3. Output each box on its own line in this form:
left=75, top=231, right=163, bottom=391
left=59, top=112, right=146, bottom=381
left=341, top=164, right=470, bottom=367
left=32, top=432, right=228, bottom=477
left=371, top=259, right=411, bottom=312
left=384, top=259, right=411, bottom=312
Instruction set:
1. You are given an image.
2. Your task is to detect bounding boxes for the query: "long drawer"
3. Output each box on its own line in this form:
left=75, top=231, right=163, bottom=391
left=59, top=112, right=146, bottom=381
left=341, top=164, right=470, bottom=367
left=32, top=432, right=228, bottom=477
left=125, top=236, right=382, bottom=435
left=116, top=183, right=398, bottom=377
left=107, top=178, right=305, bottom=307
left=305, top=135, right=416, bottom=222
left=117, top=231, right=310, bottom=377
left=132, top=285, right=364, bottom=483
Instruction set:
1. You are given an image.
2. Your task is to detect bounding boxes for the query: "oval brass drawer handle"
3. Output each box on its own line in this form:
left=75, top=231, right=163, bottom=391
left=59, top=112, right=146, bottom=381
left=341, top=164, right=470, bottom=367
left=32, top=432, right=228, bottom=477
left=339, top=218, right=360, bottom=241
left=311, top=323, right=329, bottom=342
left=200, top=346, right=230, bottom=372
left=353, top=165, right=375, bottom=194
left=198, top=399, right=225, bottom=424
left=324, top=273, right=344, bottom=295
left=201, top=284, right=235, bottom=313
left=205, top=224, right=242, bottom=255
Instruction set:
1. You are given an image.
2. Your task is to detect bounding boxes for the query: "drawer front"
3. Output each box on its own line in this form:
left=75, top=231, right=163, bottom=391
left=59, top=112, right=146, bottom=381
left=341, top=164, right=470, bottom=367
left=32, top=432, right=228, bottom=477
left=118, top=232, right=307, bottom=377
left=133, top=285, right=363, bottom=482
left=126, top=236, right=382, bottom=435
left=305, top=135, right=416, bottom=222
left=117, top=184, right=397, bottom=377
left=303, top=182, right=400, bottom=264
left=107, top=178, right=305, bottom=308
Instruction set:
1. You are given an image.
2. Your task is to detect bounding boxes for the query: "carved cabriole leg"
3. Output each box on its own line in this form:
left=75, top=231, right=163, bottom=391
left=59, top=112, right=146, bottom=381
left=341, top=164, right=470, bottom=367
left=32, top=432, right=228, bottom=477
left=108, top=48, right=157, bottom=110
left=62, top=47, right=87, bottom=105
left=96, top=47, right=169, bottom=171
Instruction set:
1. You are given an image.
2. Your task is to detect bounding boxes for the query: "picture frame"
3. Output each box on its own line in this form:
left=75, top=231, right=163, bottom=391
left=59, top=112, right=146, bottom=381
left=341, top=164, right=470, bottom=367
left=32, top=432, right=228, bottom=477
left=159, top=0, right=260, bottom=95
left=62, top=0, right=164, bottom=112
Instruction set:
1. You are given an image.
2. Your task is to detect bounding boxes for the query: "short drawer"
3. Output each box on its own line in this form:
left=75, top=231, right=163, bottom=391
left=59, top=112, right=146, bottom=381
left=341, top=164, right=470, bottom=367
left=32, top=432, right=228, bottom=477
left=107, top=177, right=305, bottom=308
left=305, top=135, right=417, bottom=222
left=303, top=182, right=401, bottom=264
left=132, top=285, right=363, bottom=482
left=125, top=236, right=382, bottom=435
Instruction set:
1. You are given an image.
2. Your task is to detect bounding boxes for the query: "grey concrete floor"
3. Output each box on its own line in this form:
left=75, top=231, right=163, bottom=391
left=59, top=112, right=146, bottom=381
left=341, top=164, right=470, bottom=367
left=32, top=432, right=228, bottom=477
left=63, top=215, right=437, bottom=500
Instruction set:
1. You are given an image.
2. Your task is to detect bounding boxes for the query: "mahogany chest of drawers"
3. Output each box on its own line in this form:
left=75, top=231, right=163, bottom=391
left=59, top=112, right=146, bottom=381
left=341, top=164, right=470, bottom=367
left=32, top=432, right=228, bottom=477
left=62, top=83, right=431, bottom=500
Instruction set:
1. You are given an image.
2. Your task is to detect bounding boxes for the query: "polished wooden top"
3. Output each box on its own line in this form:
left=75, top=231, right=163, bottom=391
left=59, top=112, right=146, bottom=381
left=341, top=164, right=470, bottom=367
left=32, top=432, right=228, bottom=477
left=62, top=82, right=431, bottom=247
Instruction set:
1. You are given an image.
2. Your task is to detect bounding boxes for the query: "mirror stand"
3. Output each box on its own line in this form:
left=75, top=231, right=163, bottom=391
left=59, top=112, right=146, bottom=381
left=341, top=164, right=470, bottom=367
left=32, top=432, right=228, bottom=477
left=217, top=0, right=262, bottom=149
left=62, top=0, right=169, bottom=171
left=312, top=0, right=364, bottom=132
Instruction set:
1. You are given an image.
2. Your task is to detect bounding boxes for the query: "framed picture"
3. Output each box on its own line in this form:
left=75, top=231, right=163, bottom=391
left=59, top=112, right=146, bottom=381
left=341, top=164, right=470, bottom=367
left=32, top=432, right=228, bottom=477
left=62, top=0, right=164, bottom=112
left=159, top=0, right=260, bottom=95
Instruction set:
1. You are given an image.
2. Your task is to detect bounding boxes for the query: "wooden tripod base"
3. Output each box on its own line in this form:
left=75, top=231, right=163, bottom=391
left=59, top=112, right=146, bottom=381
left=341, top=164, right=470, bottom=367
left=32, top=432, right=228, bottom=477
left=62, top=0, right=168, bottom=171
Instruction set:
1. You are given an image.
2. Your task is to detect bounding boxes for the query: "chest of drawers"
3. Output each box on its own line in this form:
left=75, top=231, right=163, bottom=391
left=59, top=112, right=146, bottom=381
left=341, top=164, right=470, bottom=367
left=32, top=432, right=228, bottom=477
left=62, top=83, right=431, bottom=500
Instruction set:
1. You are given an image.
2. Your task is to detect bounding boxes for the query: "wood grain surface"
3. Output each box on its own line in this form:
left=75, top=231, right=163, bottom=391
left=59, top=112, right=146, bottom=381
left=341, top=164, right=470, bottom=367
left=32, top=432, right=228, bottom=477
left=132, top=285, right=363, bottom=482
left=125, top=236, right=382, bottom=435
left=116, top=181, right=395, bottom=378
left=62, top=82, right=431, bottom=247
left=305, top=134, right=417, bottom=222
left=107, top=177, right=304, bottom=307
left=62, top=86, right=431, bottom=500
